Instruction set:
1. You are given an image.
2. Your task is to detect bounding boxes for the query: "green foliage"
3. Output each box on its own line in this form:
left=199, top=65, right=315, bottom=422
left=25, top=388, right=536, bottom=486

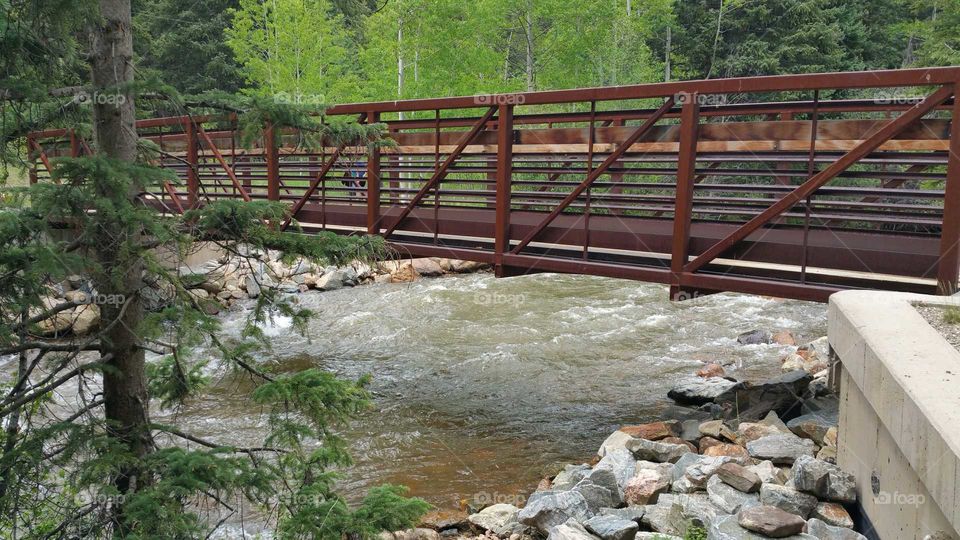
left=684, top=524, right=708, bottom=540
left=226, top=0, right=359, bottom=102
left=943, top=305, right=960, bottom=325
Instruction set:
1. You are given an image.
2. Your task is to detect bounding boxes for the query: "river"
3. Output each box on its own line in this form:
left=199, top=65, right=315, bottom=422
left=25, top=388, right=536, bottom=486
left=158, top=272, right=826, bottom=515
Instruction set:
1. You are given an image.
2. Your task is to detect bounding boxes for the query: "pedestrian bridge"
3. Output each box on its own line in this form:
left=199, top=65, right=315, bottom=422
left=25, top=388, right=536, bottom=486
left=28, top=67, right=960, bottom=302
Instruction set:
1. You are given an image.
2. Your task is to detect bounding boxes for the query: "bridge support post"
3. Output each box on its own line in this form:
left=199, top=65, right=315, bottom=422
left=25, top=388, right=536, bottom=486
left=494, top=104, right=514, bottom=277
left=265, top=122, right=280, bottom=202
left=185, top=118, right=199, bottom=208
left=670, top=95, right=701, bottom=301
left=367, top=111, right=382, bottom=235
left=937, top=83, right=960, bottom=295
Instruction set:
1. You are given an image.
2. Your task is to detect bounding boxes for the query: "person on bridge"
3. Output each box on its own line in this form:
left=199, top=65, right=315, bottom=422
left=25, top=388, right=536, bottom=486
left=342, top=161, right=366, bottom=199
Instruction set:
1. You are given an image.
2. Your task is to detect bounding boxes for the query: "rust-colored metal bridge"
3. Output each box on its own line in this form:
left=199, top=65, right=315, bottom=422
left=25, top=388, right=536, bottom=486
left=29, top=68, right=960, bottom=302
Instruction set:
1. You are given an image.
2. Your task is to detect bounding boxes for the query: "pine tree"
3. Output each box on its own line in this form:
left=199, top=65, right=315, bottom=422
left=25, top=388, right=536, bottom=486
left=0, top=0, right=429, bottom=537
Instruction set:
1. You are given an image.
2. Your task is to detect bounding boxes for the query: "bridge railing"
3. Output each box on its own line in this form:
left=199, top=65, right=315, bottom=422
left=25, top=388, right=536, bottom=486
left=27, top=67, right=960, bottom=301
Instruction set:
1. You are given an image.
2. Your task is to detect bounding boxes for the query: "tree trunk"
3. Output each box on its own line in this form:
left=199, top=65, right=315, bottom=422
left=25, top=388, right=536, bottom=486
left=524, top=2, right=535, bottom=92
left=90, top=0, right=150, bottom=526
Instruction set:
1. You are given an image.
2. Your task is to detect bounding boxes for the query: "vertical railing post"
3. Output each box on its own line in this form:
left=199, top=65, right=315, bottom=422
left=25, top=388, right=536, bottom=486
left=670, top=94, right=701, bottom=300
left=26, top=134, right=38, bottom=185
left=185, top=118, right=199, bottom=207
left=69, top=130, right=80, bottom=158
left=265, top=121, right=280, bottom=202
left=367, top=111, right=382, bottom=235
left=494, top=104, right=514, bottom=276
left=937, top=83, right=960, bottom=295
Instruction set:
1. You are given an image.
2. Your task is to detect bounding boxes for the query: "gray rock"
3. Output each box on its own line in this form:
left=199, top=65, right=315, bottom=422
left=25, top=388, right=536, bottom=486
left=748, top=461, right=788, bottom=485
left=642, top=494, right=681, bottom=536
left=598, top=507, right=644, bottom=524
left=747, top=434, right=816, bottom=465
left=717, top=463, right=762, bottom=493
left=707, top=475, right=760, bottom=514
left=713, top=371, right=813, bottom=422
left=787, top=413, right=838, bottom=446
left=759, top=484, right=818, bottom=519
left=315, top=271, right=344, bottom=291
left=708, top=515, right=817, bottom=540
left=804, top=518, right=867, bottom=540
left=582, top=515, right=638, bottom=540
left=597, top=431, right=632, bottom=457
left=790, top=455, right=856, bottom=503
left=671, top=453, right=704, bottom=482
left=518, top=491, right=592, bottom=532
left=573, top=475, right=621, bottom=512
left=547, top=519, right=600, bottom=540
left=553, top=464, right=592, bottom=491
left=624, top=468, right=671, bottom=506
left=673, top=455, right=733, bottom=492
left=626, top=436, right=689, bottom=463
left=668, top=377, right=739, bottom=406
left=737, top=505, right=805, bottom=537
left=737, top=329, right=772, bottom=345
left=594, top=448, right=635, bottom=493
left=669, top=492, right=727, bottom=532
left=467, top=504, right=520, bottom=535
left=680, top=419, right=702, bottom=442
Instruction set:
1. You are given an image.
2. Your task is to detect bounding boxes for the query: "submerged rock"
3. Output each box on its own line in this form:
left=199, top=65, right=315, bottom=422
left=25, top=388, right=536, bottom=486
left=737, top=329, right=772, bottom=345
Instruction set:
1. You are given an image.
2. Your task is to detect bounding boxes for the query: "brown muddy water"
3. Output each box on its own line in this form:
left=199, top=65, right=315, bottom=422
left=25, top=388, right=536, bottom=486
left=153, top=272, right=826, bottom=524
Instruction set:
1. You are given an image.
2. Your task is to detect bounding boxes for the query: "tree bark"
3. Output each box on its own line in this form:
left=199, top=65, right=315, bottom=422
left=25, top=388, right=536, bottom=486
left=90, top=0, right=150, bottom=522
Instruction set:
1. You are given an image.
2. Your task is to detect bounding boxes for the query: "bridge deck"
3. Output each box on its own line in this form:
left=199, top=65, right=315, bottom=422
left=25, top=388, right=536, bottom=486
left=28, top=67, right=960, bottom=301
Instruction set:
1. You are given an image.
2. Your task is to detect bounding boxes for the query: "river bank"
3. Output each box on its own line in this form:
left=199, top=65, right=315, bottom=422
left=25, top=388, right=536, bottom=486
left=27, top=254, right=837, bottom=538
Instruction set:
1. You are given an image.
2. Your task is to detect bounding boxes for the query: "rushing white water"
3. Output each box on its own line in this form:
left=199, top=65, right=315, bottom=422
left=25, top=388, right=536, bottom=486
left=152, top=272, right=826, bottom=515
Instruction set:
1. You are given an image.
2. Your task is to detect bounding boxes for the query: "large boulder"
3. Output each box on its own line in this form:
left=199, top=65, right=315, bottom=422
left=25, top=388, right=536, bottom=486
left=737, top=505, right=805, bottom=538
left=598, top=506, right=644, bottom=524
left=747, top=461, right=787, bottom=485
left=594, top=448, right=635, bottom=493
left=668, top=377, right=739, bottom=406
left=518, top=491, right=592, bottom=532
left=790, top=455, right=856, bottom=503
left=553, top=464, right=593, bottom=491
left=573, top=470, right=622, bottom=512
left=716, top=462, right=761, bottom=493
left=597, top=431, right=632, bottom=458
left=34, top=296, right=74, bottom=336
left=71, top=304, right=100, bottom=336
left=467, top=504, right=521, bottom=536
left=626, top=436, right=690, bottom=463
left=759, top=484, right=818, bottom=519
left=410, top=258, right=444, bottom=277
left=708, top=514, right=816, bottom=540
left=747, top=434, right=816, bottom=465
left=582, top=515, right=638, bottom=540
left=787, top=412, right=838, bottom=445
left=624, top=468, right=670, bottom=505
left=713, top=371, right=813, bottom=422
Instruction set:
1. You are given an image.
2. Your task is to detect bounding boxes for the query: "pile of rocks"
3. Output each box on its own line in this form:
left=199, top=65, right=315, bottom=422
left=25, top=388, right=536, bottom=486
left=392, top=331, right=859, bottom=540
left=416, top=413, right=857, bottom=540
left=29, top=253, right=489, bottom=338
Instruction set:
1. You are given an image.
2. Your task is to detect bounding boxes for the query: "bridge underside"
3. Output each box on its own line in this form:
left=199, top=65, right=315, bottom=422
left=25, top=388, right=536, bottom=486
left=29, top=68, right=960, bottom=302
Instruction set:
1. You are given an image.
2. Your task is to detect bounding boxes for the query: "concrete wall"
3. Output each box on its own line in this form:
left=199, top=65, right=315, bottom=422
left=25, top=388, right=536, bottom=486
left=829, top=291, right=960, bottom=540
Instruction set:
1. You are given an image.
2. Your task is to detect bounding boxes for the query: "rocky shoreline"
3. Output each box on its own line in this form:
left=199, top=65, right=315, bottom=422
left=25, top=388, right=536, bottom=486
left=30, top=253, right=490, bottom=337
left=392, top=331, right=857, bottom=540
